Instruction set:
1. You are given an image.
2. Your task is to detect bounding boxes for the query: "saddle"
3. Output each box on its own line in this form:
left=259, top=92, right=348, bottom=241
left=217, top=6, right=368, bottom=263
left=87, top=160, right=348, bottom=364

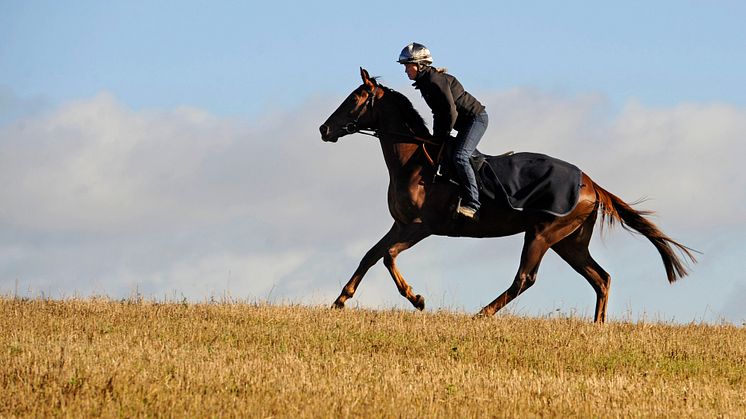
left=437, top=150, right=583, bottom=216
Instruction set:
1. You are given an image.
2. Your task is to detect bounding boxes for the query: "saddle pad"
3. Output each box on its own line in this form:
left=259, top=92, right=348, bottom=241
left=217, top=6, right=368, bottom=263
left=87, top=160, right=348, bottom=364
left=476, top=152, right=582, bottom=216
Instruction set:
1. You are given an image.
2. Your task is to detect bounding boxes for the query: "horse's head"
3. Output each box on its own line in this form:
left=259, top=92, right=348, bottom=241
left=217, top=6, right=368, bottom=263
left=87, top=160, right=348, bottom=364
left=320, top=68, right=383, bottom=143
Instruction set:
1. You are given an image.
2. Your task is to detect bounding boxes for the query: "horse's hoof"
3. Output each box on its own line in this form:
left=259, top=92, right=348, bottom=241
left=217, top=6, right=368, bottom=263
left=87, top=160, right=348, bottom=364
left=472, top=309, right=492, bottom=319
left=331, top=300, right=345, bottom=309
left=413, top=294, right=425, bottom=311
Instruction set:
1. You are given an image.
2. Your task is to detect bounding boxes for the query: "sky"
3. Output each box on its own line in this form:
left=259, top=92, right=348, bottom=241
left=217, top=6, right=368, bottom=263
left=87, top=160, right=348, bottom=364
left=1, top=1, right=745, bottom=324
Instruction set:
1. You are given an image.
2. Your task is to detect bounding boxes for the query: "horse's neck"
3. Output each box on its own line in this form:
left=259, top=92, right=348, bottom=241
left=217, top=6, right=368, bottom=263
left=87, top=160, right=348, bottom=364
left=379, top=138, right=421, bottom=175
left=375, top=100, right=433, bottom=223
left=377, top=126, right=423, bottom=179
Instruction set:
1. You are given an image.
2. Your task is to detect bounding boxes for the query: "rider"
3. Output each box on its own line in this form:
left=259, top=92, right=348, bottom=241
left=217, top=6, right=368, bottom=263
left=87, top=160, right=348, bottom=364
left=397, top=42, right=488, bottom=219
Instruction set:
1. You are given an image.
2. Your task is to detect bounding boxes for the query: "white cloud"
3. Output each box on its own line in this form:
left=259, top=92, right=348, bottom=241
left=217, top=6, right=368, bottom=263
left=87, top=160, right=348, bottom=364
left=478, top=90, right=746, bottom=230
left=1, top=89, right=744, bottom=323
left=2, top=93, right=235, bottom=232
left=604, top=101, right=745, bottom=228
left=0, top=91, right=389, bottom=299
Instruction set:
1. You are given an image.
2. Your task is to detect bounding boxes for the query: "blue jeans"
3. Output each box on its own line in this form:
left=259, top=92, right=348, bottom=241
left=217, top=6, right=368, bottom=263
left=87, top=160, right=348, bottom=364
left=452, top=110, right=488, bottom=210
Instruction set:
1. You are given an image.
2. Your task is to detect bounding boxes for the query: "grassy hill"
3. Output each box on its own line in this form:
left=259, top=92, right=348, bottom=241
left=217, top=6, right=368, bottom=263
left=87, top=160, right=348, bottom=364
left=2, top=297, right=744, bottom=417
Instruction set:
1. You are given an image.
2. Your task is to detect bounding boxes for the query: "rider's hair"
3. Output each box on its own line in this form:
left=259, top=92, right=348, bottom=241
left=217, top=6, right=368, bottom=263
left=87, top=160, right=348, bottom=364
left=418, top=64, right=448, bottom=74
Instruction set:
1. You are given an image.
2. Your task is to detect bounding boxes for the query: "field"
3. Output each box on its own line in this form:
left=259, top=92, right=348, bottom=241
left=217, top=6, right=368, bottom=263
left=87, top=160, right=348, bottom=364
left=2, top=297, right=745, bottom=417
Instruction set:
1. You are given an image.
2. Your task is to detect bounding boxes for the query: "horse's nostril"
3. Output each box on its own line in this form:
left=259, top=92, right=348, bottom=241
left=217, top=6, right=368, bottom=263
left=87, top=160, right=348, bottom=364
left=319, top=125, right=330, bottom=137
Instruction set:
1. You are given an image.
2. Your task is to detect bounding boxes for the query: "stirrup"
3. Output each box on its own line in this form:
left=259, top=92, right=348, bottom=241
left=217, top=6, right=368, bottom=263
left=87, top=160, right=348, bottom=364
left=456, top=206, right=477, bottom=219
left=456, top=198, right=478, bottom=219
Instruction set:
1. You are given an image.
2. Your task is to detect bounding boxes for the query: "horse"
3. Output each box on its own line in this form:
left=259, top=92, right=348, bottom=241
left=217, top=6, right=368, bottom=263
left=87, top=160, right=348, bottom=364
left=318, top=68, right=696, bottom=323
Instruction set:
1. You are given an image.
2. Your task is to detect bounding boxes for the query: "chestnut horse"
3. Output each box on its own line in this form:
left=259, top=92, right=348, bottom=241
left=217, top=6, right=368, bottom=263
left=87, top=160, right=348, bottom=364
left=319, top=68, right=696, bottom=322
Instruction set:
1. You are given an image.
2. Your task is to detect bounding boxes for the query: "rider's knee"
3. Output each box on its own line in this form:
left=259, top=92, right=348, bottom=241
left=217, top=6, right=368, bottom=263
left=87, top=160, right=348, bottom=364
left=452, top=150, right=470, bottom=164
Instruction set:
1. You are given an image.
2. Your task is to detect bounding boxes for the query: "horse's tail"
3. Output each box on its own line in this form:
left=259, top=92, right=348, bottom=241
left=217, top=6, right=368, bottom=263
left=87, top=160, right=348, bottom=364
left=592, top=180, right=697, bottom=283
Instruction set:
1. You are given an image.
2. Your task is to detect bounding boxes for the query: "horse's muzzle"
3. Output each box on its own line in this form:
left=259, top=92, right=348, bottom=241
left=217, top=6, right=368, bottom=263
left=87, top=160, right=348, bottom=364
left=319, top=124, right=338, bottom=142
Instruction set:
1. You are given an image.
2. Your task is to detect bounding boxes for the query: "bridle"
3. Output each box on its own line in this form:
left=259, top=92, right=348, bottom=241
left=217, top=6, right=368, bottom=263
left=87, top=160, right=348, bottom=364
left=338, top=84, right=443, bottom=168
left=342, top=85, right=441, bottom=147
left=342, top=85, right=379, bottom=136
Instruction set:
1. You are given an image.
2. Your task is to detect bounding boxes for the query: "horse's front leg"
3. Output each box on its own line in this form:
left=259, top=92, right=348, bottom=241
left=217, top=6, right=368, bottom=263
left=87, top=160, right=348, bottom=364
left=382, top=223, right=430, bottom=310
left=332, top=222, right=430, bottom=310
left=332, top=223, right=402, bottom=309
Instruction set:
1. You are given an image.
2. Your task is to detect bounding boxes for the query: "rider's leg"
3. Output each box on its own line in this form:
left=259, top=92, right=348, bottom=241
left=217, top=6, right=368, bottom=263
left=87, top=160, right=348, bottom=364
left=452, top=110, right=488, bottom=215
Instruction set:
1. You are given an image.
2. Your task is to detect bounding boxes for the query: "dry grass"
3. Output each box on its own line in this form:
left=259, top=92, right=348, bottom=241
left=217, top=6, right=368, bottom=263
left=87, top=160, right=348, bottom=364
left=1, top=297, right=745, bottom=418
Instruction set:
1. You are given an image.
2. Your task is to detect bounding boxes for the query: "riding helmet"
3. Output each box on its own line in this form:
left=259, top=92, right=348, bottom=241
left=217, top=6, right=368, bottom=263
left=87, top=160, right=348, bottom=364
left=397, top=42, right=433, bottom=65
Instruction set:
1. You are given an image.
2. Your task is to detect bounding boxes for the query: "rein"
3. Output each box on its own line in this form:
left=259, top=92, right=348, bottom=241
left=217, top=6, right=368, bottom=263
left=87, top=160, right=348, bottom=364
left=354, top=128, right=440, bottom=146
left=348, top=128, right=441, bottom=167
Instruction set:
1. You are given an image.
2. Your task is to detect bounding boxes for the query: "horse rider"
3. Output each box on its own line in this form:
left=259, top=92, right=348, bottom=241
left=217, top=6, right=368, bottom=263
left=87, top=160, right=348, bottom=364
left=398, top=42, right=488, bottom=219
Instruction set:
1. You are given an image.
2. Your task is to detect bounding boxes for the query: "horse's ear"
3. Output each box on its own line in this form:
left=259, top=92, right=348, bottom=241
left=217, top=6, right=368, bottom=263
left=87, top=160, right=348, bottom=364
left=360, top=67, right=378, bottom=90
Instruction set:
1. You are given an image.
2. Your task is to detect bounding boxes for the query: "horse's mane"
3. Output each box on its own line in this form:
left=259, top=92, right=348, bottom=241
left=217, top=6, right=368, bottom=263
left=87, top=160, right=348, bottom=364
left=381, top=86, right=431, bottom=138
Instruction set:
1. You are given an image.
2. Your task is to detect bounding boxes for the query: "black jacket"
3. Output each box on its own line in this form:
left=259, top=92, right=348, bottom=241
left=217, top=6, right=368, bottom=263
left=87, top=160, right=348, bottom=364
left=413, top=66, right=485, bottom=137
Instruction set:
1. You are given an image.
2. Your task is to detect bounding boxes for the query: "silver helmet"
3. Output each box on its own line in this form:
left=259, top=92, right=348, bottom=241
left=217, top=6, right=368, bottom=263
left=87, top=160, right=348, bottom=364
left=397, top=42, right=433, bottom=65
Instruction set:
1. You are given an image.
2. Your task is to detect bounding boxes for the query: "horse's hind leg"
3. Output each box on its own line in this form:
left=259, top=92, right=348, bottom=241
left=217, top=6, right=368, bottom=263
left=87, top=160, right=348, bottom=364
left=332, top=222, right=430, bottom=310
left=552, top=211, right=612, bottom=322
left=477, top=233, right=550, bottom=317
left=553, top=242, right=611, bottom=322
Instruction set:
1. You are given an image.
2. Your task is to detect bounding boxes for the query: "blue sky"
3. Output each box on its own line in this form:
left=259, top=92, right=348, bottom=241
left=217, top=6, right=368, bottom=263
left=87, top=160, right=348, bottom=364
left=1, top=1, right=745, bottom=323
left=4, top=1, right=745, bottom=115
